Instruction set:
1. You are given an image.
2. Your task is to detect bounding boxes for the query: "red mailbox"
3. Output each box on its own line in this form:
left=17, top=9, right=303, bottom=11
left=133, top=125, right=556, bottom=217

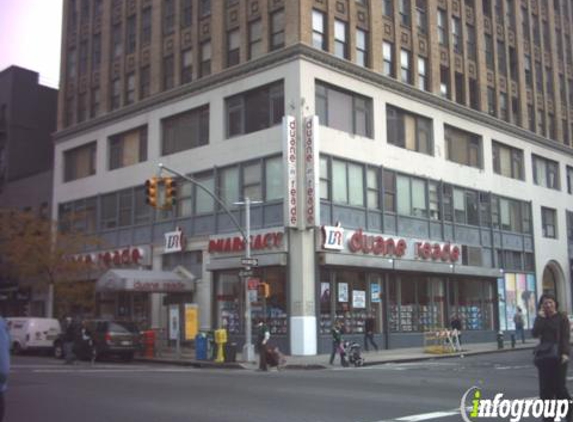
left=143, top=330, right=156, bottom=358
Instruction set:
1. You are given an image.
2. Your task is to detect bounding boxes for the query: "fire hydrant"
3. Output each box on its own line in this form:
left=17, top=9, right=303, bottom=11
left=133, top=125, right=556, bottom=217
left=496, top=331, right=504, bottom=349
left=214, top=328, right=227, bottom=363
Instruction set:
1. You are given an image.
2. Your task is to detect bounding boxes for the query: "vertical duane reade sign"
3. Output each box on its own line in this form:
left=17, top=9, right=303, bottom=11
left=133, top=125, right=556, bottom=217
left=304, top=116, right=319, bottom=229
left=284, top=116, right=298, bottom=228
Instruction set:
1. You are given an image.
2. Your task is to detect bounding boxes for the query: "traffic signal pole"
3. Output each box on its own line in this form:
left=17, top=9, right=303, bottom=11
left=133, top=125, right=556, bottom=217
left=158, top=163, right=257, bottom=362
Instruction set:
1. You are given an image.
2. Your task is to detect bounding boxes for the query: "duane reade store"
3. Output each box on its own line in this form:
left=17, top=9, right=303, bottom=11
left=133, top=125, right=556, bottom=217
left=52, top=52, right=573, bottom=356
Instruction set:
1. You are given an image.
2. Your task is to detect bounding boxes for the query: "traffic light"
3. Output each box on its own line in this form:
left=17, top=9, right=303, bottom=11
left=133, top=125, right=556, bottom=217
left=164, top=177, right=177, bottom=209
left=258, top=282, right=270, bottom=299
left=145, top=177, right=159, bottom=208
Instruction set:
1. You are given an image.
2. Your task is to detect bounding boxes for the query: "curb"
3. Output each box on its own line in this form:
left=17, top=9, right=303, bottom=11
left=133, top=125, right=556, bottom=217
left=359, top=345, right=536, bottom=366
left=134, top=345, right=536, bottom=370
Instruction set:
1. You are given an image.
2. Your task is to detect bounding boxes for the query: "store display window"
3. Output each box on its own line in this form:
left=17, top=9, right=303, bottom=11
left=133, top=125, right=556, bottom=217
left=448, top=277, right=495, bottom=330
left=215, top=267, right=287, bottom=335
left=389, top=275, right=445, bottom=332
left=319, top=269, right=383, bottom=335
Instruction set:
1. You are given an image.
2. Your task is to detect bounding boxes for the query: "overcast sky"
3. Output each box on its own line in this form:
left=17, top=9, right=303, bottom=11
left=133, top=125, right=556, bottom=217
left=0, top=0, right=63, bottom=88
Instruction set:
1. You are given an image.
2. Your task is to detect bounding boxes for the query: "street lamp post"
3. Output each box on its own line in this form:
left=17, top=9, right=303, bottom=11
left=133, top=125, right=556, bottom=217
left=234, top=197, right=261, bottom=362
left=158, top=163, right=260, bottom=362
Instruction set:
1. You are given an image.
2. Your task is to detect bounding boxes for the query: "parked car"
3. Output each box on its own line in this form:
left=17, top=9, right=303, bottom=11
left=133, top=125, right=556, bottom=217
left=6, top=317, right=61, bottom=355
left=54, top=320, right=137, bottom=362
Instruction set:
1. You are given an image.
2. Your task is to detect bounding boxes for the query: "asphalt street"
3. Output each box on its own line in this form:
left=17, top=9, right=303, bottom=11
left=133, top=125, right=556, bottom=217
left=6, top=349, right=565, bottom=422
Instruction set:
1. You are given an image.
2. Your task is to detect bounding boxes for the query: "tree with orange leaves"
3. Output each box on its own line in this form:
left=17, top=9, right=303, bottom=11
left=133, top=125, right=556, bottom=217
left=0, top=209, right=103, bottom=318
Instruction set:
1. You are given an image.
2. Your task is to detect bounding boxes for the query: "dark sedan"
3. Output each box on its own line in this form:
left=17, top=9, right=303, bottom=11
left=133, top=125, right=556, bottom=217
left=54, top=320, right=137, bottom=362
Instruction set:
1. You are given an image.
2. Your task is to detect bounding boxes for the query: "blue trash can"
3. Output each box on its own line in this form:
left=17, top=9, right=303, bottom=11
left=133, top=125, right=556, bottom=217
left=195, top=334, right=208, bottom=360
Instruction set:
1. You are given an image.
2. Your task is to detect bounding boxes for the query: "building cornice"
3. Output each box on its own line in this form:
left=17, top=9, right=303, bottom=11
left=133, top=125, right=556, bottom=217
left=54, top=44, right=573, bottom=159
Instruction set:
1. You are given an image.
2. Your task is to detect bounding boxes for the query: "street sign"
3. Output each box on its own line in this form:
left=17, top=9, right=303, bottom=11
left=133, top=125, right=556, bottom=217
left=239, top=270, right=253, bottom=278
left=241, top=258, right=259, bottom=267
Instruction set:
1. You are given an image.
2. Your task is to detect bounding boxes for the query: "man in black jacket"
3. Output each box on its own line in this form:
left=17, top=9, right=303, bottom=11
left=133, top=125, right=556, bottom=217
left=63, top=317, right=77, bottom=365
left=532, top=294, right=571, bottom=422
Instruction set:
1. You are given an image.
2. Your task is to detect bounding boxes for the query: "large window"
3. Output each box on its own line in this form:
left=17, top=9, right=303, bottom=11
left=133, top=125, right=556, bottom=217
left=109, top=126, right=147, bottom=170
left=217, top=268, right=286, bottom=335
left=356, top=29, right=368, bottom=67
left=163, top=0, right=175, bottom=35
left=492, top=141, right=524, bottom=180
left=320, top=156, right=330, bottom=201
left=162, top=105, right=209, bottom=155
left=493, top=197, right=531, bottom=233
left=452, top=17, right=462, bottom=54
left=444, top=125, right=482, bottom=168
left=242, top=161, right=262, bottom=201
left=194, top=172, right=215, bottom=214
left=399, top=0, right=411, bottom=26
left=270, top=9, right=285, bottom=50
left=315, top=81, right=373, bottom=138
left=226, top=81, right=284, bottom=137
left=111, top=23, right=123, bottom=58
left=400, top=49, right=411, bottom=83
left=389, top=276, right=445, bottom=332
left=320, top=270, right=384, bottom=336
left=64, top=142, right=96, bottom=182
left=181, top=0, right=192, bottom=28
left=219, top=166, right=240, bottom=209
left=200, top=41, right=211, bottom=77
left=312, top=10, right=326, bottom=51
left=332, top=159, right=364, bottom=207
left=448, top=278, right=495, bottom=331
left=532, top=155, right=560, bottom=190
left=226, top=29, right=240, bottom=67
left=141, top=7, right=152, bottom=46
left=334, top=19, right=348, bottom=59
left=58, top=197, right=97, bottom=234
left=248, top=19, right=263, bottom=60
left=181, top=49, right=193, bottom=84
left=382, top=41, right=394, bottom=77
left=386, top=105, right=433, bottom=155
left=163, top=55, right=174, bottom=90
left=541, top=207, right=557, bottom=238
left=437, top=9, right=448, bottom=46
left=567, top=166, right=573, bottom=194
left=265, top=156, right=283, bottom=201
left=397, top=175, right=427, bottom=218
left=418, top=56, right=428, bottom=90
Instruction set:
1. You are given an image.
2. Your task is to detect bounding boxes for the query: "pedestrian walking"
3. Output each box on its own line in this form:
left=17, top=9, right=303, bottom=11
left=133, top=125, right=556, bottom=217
left=78, top=320, right=95, bottom=362
left=257, top=320, right=270, bottom=371
left=532, top=294, right=571, bottom=422
left=329, top=321, right=347, bottom=366
left=0, top=317, right=10, bottom=422
left=450, top=313, right=463, bottom=347
left=63, top=316, right=77, bottom=364
left=364, top=316, right=378, bottom=352
left=513, top=307, right=526, bottom=344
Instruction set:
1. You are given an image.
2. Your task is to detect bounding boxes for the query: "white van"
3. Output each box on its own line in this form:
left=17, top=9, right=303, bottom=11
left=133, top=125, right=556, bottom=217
left=6, top=317, right=61, bottom=354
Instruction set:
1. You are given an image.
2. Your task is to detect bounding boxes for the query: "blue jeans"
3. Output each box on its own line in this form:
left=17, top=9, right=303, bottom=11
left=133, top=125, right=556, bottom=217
left=515, top=326, right=525, bottom=343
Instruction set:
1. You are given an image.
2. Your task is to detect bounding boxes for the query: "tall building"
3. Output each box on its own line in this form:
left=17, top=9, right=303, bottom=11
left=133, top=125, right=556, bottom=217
left=0, top=65, right=58, bottom=316
left=54, top=0, right=573, bottom=354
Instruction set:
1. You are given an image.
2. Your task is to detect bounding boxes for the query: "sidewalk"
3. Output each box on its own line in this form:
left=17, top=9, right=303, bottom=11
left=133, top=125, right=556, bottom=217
left=135, top=340, right=535, bottom=370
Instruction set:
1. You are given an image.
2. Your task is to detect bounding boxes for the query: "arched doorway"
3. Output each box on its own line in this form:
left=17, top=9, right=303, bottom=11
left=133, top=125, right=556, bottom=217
left=541, top=262, right=568, bottom=312
left=542, top=266, right=558, bottom=297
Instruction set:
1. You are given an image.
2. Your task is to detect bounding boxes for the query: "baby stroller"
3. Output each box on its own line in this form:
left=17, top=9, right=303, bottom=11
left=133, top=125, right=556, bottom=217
left=343, top=341, right=364, bottom=367
left=265, top=345, right=287, bottom=370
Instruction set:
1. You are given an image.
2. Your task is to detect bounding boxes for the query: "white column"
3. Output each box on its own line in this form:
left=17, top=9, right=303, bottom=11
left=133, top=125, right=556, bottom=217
left=288, top=228, right=317, bottom=355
